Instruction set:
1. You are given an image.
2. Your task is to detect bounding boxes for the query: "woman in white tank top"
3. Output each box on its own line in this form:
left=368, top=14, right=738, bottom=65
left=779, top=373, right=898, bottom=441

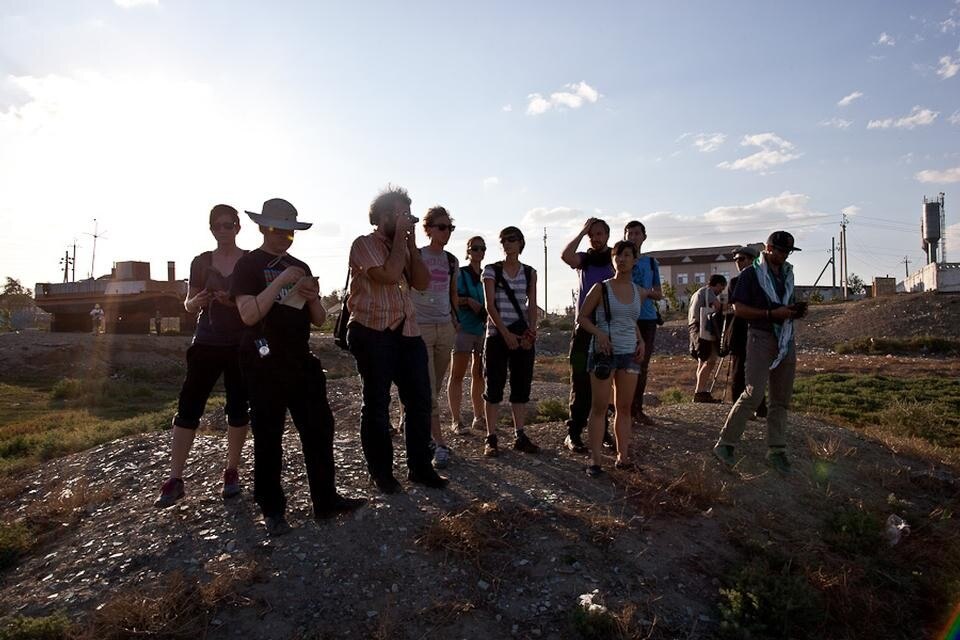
left=576, top=241, right=649, bottom=476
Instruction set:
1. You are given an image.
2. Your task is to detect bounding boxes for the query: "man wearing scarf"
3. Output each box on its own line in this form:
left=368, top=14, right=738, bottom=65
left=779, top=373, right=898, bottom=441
left=712, top=231, right=807, bottom=473
left=561, top=218, right=615, bottom=453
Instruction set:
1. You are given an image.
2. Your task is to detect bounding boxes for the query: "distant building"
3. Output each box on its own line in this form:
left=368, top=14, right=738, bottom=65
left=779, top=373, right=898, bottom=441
left=872, top=277, right=897, bottom=297
left=899, top=262, right=960, bottom=293
left=647, top=243, right=764, bottom=304
left=36, top=260, right=192, bottom=334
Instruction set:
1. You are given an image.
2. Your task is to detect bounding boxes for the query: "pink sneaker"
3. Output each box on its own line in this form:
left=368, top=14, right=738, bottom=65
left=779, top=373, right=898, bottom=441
left=222, top=468, right=241, bottom=499
left=154, top=478, right=185, bottom=508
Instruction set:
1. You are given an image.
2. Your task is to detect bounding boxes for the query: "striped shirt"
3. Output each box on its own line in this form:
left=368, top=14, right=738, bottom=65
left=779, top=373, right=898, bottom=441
left=482, top=262, right=534, bottom=337
left=347, top=231, right=420, bottom=337
left=594, top=281, right=644, bottom=355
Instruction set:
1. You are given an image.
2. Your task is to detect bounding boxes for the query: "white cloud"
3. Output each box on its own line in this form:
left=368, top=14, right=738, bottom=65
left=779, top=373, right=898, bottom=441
left=837, top=90, right=863, bottom=107
left=937, top=55, right=960, bottom=79
left=940, top=18, right=958, bottom=34
left=915, top=166, right=960, bottom=183
left=520, top=206, right=586, bottom=228
left=717, top=133, right=800, bottom=173
left=819, top=117, right=852, bottom=129
left=703, top=191, right=816, bottom=226
left=876, top=32, right=896, bottom=46
left=867, top=105, right=939, bottom=129
left=691, top=132, right=726, bottom=152
left=501, top=104, right=512, bottom=112
left=114, top=0, right=159, bottom=7
left=525, top=81, right=601, bottom=116
left=482, top=176, right=499, bottom=190
left=950, top=110, right=960, bottom=125
left=841, top=205, right=861, bottom=217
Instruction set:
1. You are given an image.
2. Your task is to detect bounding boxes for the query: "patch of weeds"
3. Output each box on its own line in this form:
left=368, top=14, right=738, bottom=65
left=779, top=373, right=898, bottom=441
left=416, top=501, right=540, bottom=567
left=835, top=335, right=960, bottom=356
left=569, top=606, right=621, bottom=640
left=0, top=522, right=31, bottom=571
left=659, top=387, right=686, bottom=405
left=804, top=433, right=855, bottom=461
left=824, top=506, right=882, bottom=556
left=0, top=612, right=71, bottom=640
left=49, top=378, right=81, bottom=400
left=717, top=543, right=822, bottom=639
left=532, top=398, right=568, bottom=423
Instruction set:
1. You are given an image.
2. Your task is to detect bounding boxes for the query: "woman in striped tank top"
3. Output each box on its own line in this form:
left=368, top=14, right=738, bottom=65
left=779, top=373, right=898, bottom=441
left=576, top=240, right=649, bottom=476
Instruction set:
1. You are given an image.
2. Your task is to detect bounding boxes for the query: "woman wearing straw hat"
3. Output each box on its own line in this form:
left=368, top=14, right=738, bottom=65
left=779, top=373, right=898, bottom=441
left=154, top=204, right=250, bottom=509
left=232, top=198, right=366, bottom=536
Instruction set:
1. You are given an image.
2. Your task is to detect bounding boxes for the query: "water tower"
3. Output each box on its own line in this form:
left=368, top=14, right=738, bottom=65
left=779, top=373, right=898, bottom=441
left=921, top=193, right=946, bottom=264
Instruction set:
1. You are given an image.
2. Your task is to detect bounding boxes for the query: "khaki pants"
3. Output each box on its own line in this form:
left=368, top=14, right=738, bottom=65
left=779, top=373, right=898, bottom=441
left=420, top=322, right=456, bottom=416
left=717, top=328, right=796, bottom=449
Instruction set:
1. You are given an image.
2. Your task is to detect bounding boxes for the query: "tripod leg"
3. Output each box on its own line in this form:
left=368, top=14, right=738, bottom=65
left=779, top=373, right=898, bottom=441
left=709, top=355, right=726, bottom=394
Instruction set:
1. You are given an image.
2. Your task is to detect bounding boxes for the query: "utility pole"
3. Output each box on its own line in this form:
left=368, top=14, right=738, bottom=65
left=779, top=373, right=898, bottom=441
left=831, top=237, right=836, bottom=289
left=543, top=227, right=548, bottom=315
left=85, top=219, right=107, bottom=279
left=71, top=240, right=78, bottom=282
left=903, top=256, right=911, bottom=279
left=840, top=212, right=849, bottom=300
left=59, top=251, right=72, bottom=283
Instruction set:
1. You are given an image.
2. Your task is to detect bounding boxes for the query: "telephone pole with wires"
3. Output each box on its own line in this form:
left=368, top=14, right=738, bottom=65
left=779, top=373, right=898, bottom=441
left=839, top=211, right=850, bottom=300
left=85, top=219, right=108, bottom=279
left=903, top=255, right=911, bottom=279
left=543, top=227, right=548, bottom=315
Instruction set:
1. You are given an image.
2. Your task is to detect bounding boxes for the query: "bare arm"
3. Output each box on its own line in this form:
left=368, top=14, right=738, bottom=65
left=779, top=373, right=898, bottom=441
left=184, top=287, right=211, bottom=314
left=732, top=302, right=793, bottom=322
left=561, top=218, right=596, bottom=268
left=576, top=283, right=612, bottom=354
left=236, top=266, right=304, bottom=326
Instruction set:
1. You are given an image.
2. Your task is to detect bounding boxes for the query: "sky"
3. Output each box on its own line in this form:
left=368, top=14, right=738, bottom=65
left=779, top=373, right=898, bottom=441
left=1, top=0, right=958, bottom=311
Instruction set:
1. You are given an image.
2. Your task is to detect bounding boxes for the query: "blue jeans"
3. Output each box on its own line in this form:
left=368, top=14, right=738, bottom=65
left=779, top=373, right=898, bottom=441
left=347, top=322, right=433, bottom=478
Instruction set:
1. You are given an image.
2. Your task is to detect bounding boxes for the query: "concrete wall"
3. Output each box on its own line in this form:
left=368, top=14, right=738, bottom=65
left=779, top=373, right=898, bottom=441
left=898, top=262, right=960, bottom=293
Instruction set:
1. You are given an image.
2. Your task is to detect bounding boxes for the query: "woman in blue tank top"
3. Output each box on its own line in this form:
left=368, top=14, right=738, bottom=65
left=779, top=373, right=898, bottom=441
left=576, top=241, right=649, bottom=476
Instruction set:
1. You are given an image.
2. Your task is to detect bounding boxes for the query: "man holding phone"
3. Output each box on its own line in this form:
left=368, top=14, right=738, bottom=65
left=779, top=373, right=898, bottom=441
left=713, top=231, right=807, bottom=474
left=233, top=198, right=366, bottom=536
left=346, top=186, right=449, bottom=494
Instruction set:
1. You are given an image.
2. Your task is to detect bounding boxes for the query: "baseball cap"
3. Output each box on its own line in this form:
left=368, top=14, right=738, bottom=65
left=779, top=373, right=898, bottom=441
left=733, top=245, right=760, bottom=260
left=766, top=231, right=801, bottom=252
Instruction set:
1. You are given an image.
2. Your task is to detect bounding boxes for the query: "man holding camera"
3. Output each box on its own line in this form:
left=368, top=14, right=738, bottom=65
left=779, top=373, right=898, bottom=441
left=346, top=186, right=449, bottom=493
left=713, top=231, right=806, bottom=474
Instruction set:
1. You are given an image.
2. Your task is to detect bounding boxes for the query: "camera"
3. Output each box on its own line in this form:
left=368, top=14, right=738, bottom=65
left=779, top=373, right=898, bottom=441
left=790, top=301, right=809, bottom=319
left=593, top=353, right=613, bottom=380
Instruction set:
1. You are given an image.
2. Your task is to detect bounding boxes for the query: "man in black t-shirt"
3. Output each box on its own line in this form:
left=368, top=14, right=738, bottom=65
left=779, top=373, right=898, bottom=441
left=713, top=231, right=807, bottom=475
left=231, top=198, right=366, bottom=535
left=724, top=245, right=767, bottom=417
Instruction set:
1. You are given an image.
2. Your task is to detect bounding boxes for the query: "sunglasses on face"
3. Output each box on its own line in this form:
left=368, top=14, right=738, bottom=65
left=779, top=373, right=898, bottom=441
left=210, top=222, right=237, bottom=231
left=469, top=245, right=486, bottom=252
left=429, top=223, right=455, bottom=232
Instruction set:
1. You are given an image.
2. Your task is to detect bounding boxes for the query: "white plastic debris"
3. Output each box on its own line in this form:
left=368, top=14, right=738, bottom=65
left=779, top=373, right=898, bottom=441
left=578, top=589, right=608, bottom=614
left=885, top=514, right=911, bottom=546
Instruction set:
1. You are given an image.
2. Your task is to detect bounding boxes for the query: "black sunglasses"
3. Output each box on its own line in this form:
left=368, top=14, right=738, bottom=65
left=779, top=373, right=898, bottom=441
left=469, top=244, right=486, bottom=252
left=210, top=221, right=237, bottom=231
left=429, top=223, right=455, bottom=232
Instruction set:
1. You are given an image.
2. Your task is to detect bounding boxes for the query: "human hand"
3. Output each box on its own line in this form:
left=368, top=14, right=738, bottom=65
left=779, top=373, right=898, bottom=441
left=211, top=290, right=232, bottom=306
left=770, top=306, right=793, bottom=322
left=467, top=298, right=483, bottom=314
left=789, top=301, right=808, bottom=319
left=295, top=276, right=320, bottom=301
left=503, top=331, right=520, bottom=350
left=278, top=266, right=306, bottom=287
left=192, top=289, right=213, bottom=308
left=580, top=217, right=598, bottom=236
left=394, top=213, right=415, bottom=245
left=595, top=334, right=612, bottom=355
left=634, top=341, right=645, bottom=363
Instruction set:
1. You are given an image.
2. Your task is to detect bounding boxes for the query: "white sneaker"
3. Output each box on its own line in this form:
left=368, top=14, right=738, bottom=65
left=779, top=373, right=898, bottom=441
left=433, top=445, right=451, bottom=469
left=452, top=421, right=471, bottom=435
left=471, top=417, right=486, bottom=431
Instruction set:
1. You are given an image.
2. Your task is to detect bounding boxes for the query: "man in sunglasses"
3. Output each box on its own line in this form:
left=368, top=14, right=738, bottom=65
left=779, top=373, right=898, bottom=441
left=560, top=217, right=614, bottom=453
left=713, top=231, right=807, bottom=474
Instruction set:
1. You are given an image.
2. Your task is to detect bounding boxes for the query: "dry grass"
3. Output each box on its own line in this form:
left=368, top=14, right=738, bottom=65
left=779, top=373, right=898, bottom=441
left=619, top=460, right=730, bottom=517
left=804, top=433, right=857, bottom=461
left=416, top=501, right=540, bottom=563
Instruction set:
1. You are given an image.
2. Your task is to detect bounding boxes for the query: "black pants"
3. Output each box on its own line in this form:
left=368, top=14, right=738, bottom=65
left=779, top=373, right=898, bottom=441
left=173, top=343, right=249, bottom=429
left=731, top=345, right=767, bottom=414
left=483, top=333, right=534, bottom=405
left=347, top=323, right=433, bottom=479
left=241, top=352, right=336, bottom=518
left=631, top=320, right=658, bottom=418
left=566, top=327, right=592, bottom=437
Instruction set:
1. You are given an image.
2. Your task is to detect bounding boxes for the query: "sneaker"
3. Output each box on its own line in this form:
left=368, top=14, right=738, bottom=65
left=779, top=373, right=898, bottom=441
left=694, top=392, right=721, bottom=404
left=154, top=478, right=185, bottom=508
left=483, top=434, right=499, bottom=457
left=221, top=468, right=241, bottom=499
left=602, top=430, right=616, bottom=451
left=407, top=468, right=449, bottom=489
left=712, top=444, right=736, bottom=467
left=585, top=464, right=604, bottom=478
left=264, top=515, right=290, bottom=537
left=564, top=434, right=588, bottom=454
left=433, top=445, right=451, bottom=469
left=766, top=450, right=792, bottom=474
left=370, top=473, right=403, bottom=494
left=513, top=431, right=540, bottom=454
left=471, top=417, right=486, bottom=431
left=452, top=422, right=471, bottom=435
left=314, top=494, right=367, bottom=520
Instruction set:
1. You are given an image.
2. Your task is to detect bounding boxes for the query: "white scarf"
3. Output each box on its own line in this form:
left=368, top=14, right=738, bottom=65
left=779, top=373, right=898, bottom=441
left=753, top=252, right=794, bottom=369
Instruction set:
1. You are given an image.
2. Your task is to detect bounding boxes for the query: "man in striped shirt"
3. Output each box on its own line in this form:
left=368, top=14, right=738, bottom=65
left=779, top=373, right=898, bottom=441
left=346, top=186, right=449, bottom=493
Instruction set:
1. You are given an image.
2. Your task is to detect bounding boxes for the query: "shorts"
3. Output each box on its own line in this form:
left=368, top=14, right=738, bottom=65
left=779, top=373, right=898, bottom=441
left=587, top=351, right=641, bottom=375
left=453, top=330, right=484, bottom=354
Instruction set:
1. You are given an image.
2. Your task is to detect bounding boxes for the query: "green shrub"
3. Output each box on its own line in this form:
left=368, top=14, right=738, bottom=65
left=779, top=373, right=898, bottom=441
left=660, top=387, right=687, bottom=405
left=532, top=398, right=568, bottom=423
left=49, top=378, right=81, bottom=400
left=0, top=522, right=32, bottom=571
left=0, top=613, right=71, bottom=640
left=824, top=507, right=882, bottom=556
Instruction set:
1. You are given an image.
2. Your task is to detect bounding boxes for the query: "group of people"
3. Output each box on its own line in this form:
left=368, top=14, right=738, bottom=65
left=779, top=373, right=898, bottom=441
left=152, top=189, right=806, bottom=535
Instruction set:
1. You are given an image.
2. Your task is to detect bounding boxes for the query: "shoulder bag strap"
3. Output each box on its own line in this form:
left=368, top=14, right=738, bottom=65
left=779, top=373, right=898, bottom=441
left=494, top=263, right=525, bottom=319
